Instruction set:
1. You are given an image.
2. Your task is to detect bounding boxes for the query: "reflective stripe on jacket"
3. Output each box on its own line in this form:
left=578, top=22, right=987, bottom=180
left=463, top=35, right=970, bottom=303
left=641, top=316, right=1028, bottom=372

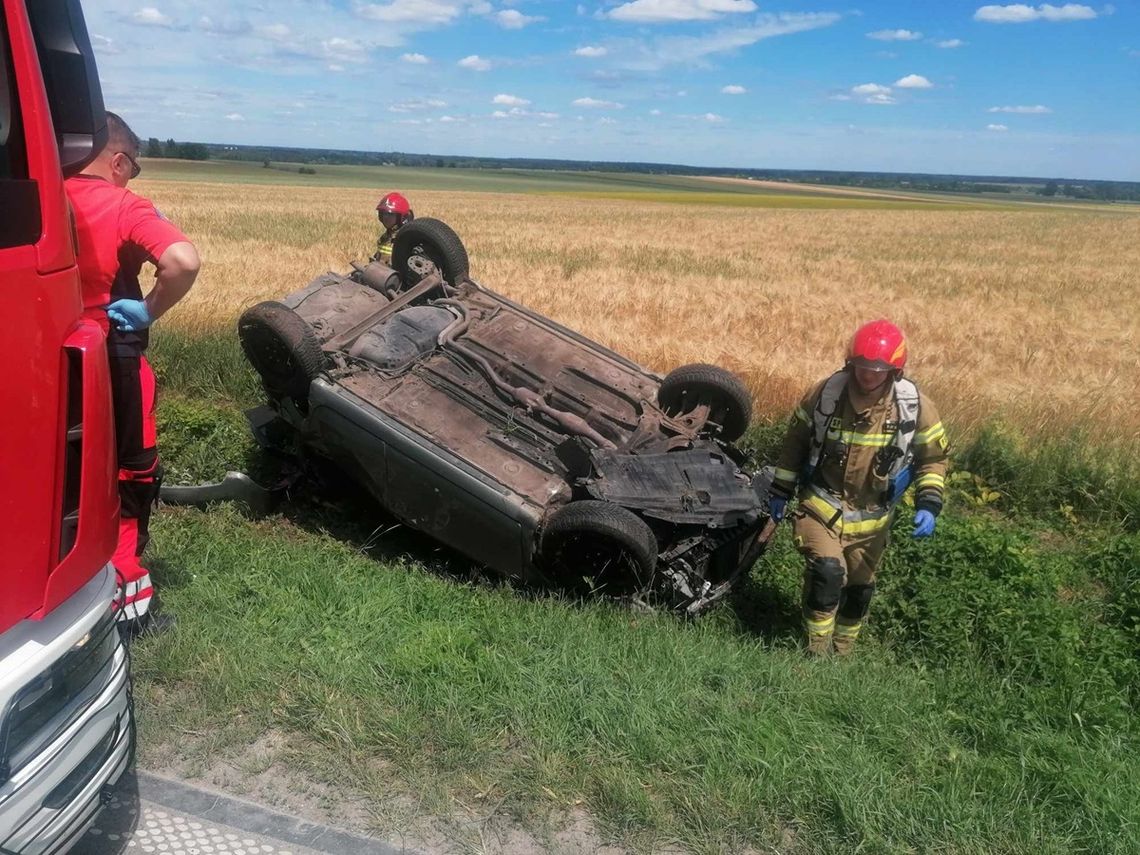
left=773, top=370, right=949, bottom=533
left=374, top=235, right=394, bottom=264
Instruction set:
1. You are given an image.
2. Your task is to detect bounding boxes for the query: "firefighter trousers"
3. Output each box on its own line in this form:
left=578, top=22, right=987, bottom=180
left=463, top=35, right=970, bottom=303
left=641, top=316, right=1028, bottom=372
left=792, top=510, right=891, bottom=647
left=109, top=354, right=161, bottom=625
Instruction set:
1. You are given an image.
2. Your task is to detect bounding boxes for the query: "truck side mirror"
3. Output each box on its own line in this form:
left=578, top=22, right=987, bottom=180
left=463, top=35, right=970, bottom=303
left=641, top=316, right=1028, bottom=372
left=27, top=0, right=107, bottom=177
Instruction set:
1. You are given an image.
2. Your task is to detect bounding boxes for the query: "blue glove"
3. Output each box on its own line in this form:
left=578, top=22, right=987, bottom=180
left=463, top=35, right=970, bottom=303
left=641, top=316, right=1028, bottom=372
left=769, top=496, right=788, bottom=523
left=913, top=509, right=936, bottom=539
left=106, top=299, right=152, bottom=332
left=886, top=465, right=914, bottom=503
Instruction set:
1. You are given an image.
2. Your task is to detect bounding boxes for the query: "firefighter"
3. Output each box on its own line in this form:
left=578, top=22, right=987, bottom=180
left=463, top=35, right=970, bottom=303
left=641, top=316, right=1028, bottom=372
left=371, top=191, right=414, bottom=264
left=768, top=320, right=948, bottom=656
left=65, top=112, right=200, bottom=637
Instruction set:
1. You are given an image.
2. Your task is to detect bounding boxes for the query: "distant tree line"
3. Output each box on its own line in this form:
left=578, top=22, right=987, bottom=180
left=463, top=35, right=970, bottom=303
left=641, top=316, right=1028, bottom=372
left=191, top=142, right=1139, bottom=201
left=144, top=137, right=210, bottom=161
left=1038, top=181, right=1138, bottom=202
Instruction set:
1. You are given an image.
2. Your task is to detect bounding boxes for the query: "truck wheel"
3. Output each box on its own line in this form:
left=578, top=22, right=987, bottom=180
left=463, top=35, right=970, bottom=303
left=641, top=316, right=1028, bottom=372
left=391, top=218, right=470, bottom=289
left=541, top=501, right=658, bottom=598
left=238, top=301, right=324, bottom=408
left=657, top=363, right=752, bottom=441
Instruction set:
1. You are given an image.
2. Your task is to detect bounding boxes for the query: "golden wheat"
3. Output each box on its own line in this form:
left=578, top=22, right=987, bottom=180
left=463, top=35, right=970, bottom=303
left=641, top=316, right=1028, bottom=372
left=135, top=179, right=1140, bottom=444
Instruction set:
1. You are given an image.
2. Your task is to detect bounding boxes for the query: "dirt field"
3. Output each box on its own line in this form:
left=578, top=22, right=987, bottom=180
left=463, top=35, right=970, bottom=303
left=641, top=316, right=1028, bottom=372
left=137, top=178, right=1140, bottom=443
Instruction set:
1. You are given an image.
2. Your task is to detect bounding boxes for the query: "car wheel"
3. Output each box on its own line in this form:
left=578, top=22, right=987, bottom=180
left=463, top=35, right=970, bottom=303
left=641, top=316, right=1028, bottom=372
left=541, top=501, right=658, bottom=598
left=391, top=218, right=470, bottom=289
left=657, top=363, right=753, bottom=441
left=238, top=301, right=325, bottom=408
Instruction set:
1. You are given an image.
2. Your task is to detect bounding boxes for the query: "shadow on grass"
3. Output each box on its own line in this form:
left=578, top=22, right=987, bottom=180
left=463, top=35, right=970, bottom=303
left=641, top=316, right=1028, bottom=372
left=196, top=446, right=803, bottom=633
left=725, top=570, right=802, bottom=647
left=256, top=453, right=542, bottom=600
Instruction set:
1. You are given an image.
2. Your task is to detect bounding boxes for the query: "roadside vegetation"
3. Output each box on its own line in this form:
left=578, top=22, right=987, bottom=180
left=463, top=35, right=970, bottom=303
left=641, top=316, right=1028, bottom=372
left=132, top=164, right=1139, bottom=853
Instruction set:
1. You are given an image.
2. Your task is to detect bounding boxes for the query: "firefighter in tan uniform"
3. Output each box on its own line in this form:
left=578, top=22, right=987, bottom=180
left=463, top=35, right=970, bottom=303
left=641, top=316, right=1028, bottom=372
left=371, top=191, right=414, bottom=264
left=768, top=320, right=949, bottom=656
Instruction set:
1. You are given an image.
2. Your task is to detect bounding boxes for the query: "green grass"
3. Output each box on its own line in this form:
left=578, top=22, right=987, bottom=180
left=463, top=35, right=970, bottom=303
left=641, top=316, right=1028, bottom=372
left=135, top=502, right=1139, bottom=853
left=133, top=327, right=1140, bottom=852
left=139, top=159, right=1033, bottom=210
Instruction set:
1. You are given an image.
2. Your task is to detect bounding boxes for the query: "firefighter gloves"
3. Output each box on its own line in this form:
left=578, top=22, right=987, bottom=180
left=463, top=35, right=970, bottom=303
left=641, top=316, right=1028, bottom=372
left=769, top=496, right=787, bottom=522
left=913, top=509, right=936, bottom=538
left=107, top=298, right=153, bottom=332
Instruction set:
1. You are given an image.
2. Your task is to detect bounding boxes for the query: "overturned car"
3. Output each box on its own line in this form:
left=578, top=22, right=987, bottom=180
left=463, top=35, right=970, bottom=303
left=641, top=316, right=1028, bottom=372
left=237, top=219, right=775, bottom=614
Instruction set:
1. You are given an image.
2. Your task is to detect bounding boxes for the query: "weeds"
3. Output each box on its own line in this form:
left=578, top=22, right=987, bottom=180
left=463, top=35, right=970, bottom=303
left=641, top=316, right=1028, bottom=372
left=131, top=167, right=1140, bottom=851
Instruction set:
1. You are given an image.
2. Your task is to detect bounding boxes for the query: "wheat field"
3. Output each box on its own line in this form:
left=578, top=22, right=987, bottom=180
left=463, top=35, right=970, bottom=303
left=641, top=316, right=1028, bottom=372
left=136, top=179, right=1140, bottom=444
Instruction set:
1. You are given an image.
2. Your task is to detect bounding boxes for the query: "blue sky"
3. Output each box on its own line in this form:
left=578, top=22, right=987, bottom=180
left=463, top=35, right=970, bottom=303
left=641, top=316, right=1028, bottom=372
left=87, top=1, right=1139, bottom=180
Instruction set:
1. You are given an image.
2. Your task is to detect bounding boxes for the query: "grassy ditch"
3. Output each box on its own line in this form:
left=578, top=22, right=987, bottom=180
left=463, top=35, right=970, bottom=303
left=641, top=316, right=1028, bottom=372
left=136, top=328, right=1140, bottom=853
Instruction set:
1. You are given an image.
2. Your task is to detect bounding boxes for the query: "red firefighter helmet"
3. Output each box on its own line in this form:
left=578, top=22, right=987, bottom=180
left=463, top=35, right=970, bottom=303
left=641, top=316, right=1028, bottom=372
left=376, top=192, right=411, bottom=216
left=847, top=319, right=907, bottom=374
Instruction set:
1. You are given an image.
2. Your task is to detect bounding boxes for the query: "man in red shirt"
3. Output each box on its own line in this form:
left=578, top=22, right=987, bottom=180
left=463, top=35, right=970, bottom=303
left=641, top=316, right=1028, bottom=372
left=65, top=112, right=200, bottom=636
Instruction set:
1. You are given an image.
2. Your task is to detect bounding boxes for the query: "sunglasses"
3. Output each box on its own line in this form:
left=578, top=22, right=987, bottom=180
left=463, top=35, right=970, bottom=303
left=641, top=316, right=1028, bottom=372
left=115, top=150, right=142, bottom=179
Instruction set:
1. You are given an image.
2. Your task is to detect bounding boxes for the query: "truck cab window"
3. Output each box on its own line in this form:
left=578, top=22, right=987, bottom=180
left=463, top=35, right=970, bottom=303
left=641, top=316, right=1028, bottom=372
left=0, top=14, right=41, bottom=249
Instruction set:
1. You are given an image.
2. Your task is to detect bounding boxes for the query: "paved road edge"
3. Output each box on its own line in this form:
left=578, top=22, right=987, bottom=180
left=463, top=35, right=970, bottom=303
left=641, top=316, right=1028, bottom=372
left=134, top=770, right=411, bottom=855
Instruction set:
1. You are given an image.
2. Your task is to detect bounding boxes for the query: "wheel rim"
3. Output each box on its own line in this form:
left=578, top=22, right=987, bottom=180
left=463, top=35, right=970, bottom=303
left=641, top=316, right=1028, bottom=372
left=665, top=387, right=732, bottom=431
left=551, top=533, right=653, bottom=597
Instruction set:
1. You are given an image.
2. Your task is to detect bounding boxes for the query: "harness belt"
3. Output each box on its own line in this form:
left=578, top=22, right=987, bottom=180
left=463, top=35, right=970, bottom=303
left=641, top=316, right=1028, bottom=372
left=803, top=371, right=920, bottom=486
left=801, top=485, right=893, bottom=536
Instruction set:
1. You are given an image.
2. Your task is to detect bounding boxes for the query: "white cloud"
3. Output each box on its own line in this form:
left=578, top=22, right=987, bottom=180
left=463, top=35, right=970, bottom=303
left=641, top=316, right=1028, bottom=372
left=495, top=9, right=542, bottom=28
left=389, top=98, right=448, bottom=112
left=401, top=52, right=430, bottom=63
left=974, top=4, right=1097, bottom=23
left=609, top=0, right=757, bottom=24
left=198, top=16, right=252, bottom=36
left=721, top=84, right=747, bottom=94
left=328, top=64, right=346, bottom=71
left=132, top=7, right=174, bottom=27
left=225, top=112, right=245, bottom=121
left=704, top=112, right=724, bottom=122
left=458, top=54, right=492, bottom=71
left=850, top=83, right=896, bottom=104
left=987, top=124, right=1009, bottom=131
left=599, top=117, right=618, bottom=124
left=572, top=97, right=624, bottom=109
left=629, top=12, right=841, bottom=70
left=649, top=108, right=662, bottom=115
left=311, top=37, right=374, bottom=64
left=356, top=0, right=465, bottom=25
left=895, top=74, right=933, bottom=89
left=91, top=33, right=124, bottom=54
left=937, top=38, right=965, bottom=47
left=255, top=23, right=291, bottom=40
left=575, top=45, right=608, bottom=57
left=493, top=93, right=530, bottom=106
left=987, top=104, right=1052, bottom=113
left=438, top=115, right=465, bottom=122
left=867, top=28, right=922, bottom=41
left=494, top=106, right=559, bottom=119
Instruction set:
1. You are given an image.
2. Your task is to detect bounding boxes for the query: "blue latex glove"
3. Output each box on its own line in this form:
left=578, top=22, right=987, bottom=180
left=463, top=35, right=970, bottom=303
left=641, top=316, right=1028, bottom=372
left=106, top=299, right=152, bottom=332
left=769, top=496, right=788, bottom=523
left=913, top=509, right=936, bottom=539
left=886, top=464, right=914, bottom=503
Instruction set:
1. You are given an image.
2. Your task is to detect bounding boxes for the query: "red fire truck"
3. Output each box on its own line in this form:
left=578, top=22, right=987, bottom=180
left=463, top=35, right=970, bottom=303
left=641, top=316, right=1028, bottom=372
left=1, top=0, right=135, bottom=850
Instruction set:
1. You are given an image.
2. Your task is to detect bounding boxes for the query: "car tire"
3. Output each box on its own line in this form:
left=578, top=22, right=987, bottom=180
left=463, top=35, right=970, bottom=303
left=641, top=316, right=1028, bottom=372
left=657, top=363, right=753, bottom=441
left=238, top=301, right=325, bottom=408
left=541, top=501, right=658, bottom=597
left=391, top=217, right=470, bottom=289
